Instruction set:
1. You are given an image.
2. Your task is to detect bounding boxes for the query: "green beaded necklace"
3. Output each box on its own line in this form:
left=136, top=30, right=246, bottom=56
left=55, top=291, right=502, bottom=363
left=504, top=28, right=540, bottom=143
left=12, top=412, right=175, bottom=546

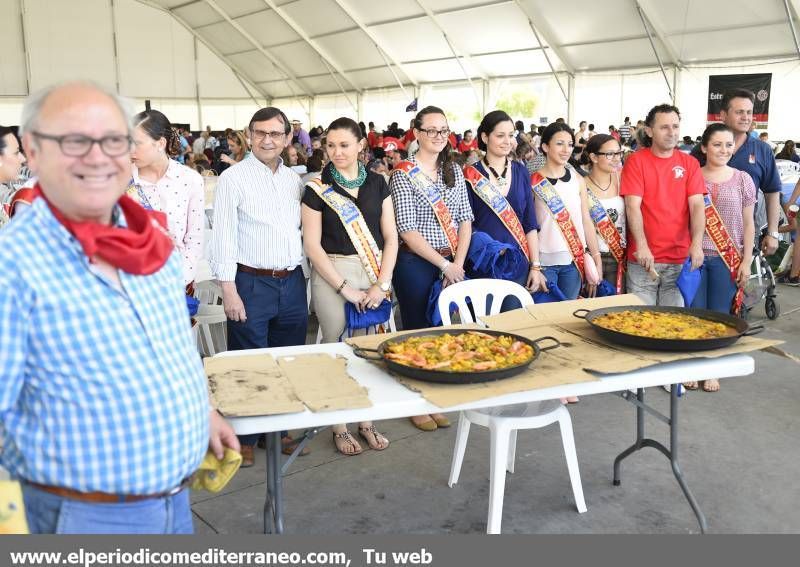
left=331, top=162, right=367, bottom=190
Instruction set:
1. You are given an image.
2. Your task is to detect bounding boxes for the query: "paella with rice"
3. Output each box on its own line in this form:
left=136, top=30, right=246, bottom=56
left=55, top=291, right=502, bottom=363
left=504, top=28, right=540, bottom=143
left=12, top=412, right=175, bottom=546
left=383, top=331, right=534, bottom=372
left=591, top=310, right=738, bottom=340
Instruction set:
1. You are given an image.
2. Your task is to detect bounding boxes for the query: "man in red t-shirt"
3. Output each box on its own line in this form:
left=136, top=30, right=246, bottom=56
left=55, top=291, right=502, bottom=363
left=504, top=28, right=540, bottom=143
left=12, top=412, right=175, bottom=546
left=458, top=129, right=478, bottom=153
left=620, top=104, right=706, bottom=306
left=367, top=122, right=379, bottom=149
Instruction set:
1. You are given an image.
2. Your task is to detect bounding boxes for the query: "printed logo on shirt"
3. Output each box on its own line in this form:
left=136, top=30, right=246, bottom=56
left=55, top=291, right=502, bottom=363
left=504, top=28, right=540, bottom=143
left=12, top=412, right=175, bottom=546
left=749, top=153, right=756, bottom=164
left=672, top=166, right=685, bottom=179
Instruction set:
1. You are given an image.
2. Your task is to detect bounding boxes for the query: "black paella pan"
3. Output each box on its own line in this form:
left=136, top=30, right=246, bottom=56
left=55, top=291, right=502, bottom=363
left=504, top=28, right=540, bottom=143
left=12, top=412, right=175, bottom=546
left=352, top=329, right=561, bottom=384
left=573, top=305, right=763, bottom=352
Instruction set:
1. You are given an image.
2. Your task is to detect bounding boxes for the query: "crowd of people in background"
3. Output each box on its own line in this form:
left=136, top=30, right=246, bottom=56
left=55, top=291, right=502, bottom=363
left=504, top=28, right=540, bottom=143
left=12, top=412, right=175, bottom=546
left=2, top=84, right=798, bottom=477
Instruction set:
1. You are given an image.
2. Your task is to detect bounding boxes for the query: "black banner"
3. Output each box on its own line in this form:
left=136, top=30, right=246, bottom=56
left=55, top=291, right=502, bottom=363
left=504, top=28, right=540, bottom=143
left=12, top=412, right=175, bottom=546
left=707, top=73, right=772, bottom=127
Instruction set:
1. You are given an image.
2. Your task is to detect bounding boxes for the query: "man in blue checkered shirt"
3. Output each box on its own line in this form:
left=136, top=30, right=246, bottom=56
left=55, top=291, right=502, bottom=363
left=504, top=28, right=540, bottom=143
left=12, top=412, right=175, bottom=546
left=0, top=82, right=239, bottom=534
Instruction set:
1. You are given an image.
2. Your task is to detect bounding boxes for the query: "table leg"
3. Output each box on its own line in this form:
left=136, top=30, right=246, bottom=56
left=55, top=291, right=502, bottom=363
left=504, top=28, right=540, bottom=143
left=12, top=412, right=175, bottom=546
left=263, top=432, right=284, bottom=534
left=612, top=385, right=708, bottom=534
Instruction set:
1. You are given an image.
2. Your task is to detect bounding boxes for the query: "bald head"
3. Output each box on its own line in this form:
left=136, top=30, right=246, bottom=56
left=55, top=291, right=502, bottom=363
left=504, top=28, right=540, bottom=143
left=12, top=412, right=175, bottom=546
left=21, top=82, right=134, bottom=224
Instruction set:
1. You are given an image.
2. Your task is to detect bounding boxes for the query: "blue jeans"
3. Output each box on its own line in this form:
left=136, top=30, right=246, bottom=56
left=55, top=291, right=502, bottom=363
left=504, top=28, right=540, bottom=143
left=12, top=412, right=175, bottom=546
left=393, top=250, right=445, bottom=330
left=22, top=484, right=193, bottom=534
left=542, top=264, right=582, bottom=300
left=690, top=254, right=738, bottom=313
left=228, top=268, right=308, bottom=444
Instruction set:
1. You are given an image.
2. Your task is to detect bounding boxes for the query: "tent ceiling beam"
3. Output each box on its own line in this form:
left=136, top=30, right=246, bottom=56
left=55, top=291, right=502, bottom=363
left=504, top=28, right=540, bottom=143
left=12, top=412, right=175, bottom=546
left=332, top=0, right=418, bottom=94
left=633, top=0, right=683, bottom=67
left=202, top=0, right=313, bottom=105
left=511, top=0, right=570, bottom=102
left=133, top=0, right=272, bottom=100
left=784, top=0, right=800, bottom=59
left=414, top=0, right=485, bottom=108
left=255, top=47, right=551, bottom=84
left=634, top=0, right=675, bottom=101
left=512, top=0, right=574, bottom=75
left=260, top=0, right=363, bottom=94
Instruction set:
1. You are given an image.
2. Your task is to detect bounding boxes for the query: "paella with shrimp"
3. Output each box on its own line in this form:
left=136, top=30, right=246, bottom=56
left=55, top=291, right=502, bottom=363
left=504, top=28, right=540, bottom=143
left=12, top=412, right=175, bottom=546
left=383, top=331, right=534, bottom=372
left=591, top=310, right=738, bottom=340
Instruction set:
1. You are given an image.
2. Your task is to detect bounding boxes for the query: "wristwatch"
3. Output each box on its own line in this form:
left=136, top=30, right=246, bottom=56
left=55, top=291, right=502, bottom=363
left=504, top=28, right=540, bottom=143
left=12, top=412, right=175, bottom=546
left=768, top=231, right=780, bottom=240
left=379, top=281, right=391, bottom=293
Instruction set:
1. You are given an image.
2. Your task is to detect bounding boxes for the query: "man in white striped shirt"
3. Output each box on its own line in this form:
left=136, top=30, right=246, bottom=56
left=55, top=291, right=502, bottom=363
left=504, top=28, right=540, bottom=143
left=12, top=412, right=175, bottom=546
left=209, top=107, right=308, bottom=464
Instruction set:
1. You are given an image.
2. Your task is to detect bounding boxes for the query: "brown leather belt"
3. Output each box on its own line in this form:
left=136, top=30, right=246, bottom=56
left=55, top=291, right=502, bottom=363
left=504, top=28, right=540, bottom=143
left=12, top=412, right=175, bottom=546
left=29, top=478, right=191, bottom=504
left=399, top=242, right=453, bottom=258
left=237, top=263, right=296, bottom=278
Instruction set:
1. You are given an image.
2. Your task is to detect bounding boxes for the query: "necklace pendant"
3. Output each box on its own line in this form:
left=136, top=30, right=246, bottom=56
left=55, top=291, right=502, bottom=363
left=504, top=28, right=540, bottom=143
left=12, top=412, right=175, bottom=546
left=497, top=176, right=507, bottom=188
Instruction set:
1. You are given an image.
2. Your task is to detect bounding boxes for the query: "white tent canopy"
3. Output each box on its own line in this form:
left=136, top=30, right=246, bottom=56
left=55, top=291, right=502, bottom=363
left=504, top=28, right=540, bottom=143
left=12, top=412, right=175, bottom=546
left=1, top=0, right=799, bottom=139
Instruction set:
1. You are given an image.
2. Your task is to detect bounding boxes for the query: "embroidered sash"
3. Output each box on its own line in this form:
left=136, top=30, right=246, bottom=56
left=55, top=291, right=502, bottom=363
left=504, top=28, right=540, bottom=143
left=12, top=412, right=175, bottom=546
left=125, top=178, right=155, bottom=211
left=3, top=187, right=36, bottom=219
left=393, top=160, right=459, bottom=251
left=703, top=193, right=745, bottom=314
left=585, top=187, right=626, bottom=293
left=306, top=178, right=383, bottom=284
left=463, top=165, right=530, bottom=260
left=530, top=172, right=586, bottom=279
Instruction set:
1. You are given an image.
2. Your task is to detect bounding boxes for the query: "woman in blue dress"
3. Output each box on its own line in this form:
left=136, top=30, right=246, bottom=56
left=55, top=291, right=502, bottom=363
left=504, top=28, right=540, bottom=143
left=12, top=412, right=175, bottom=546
left=465, top=110, right=547, bottom=310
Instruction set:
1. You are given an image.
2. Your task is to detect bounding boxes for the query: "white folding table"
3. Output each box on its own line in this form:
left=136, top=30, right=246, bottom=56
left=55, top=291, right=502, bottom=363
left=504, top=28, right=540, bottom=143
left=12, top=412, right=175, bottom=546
left=221, top=342, right=755, bottom=534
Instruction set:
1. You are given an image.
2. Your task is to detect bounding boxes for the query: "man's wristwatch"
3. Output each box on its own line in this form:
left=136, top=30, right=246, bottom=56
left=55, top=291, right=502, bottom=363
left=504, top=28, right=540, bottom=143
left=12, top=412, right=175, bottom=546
left=379, top=281, right=391, bottom=293
left=768, top=231, right=780, bottom=240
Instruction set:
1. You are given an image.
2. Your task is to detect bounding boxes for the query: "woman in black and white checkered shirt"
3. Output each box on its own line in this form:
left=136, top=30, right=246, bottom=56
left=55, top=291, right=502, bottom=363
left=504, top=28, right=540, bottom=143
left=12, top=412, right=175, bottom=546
left=389, top=105, right=473, bottom=432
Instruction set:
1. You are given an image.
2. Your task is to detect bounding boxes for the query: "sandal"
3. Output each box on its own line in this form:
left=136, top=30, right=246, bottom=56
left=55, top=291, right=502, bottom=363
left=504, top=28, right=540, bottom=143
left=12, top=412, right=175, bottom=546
left=358, top=425, right=389, bottom=450
left=332, top=430, right=363, bottom=456
left=702, top=379, right=720, bottom=392
left=281, top=436, right=310, bottom=456
left=683, top=381, right=700, bottom=390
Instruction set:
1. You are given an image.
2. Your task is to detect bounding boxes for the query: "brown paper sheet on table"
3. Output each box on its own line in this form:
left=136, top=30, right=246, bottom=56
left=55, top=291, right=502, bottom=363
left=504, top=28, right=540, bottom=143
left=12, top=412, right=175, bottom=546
left=205, top=354, right=303, bottom=417
left=482, top=294, right=786, bottom=375
left=277, top=354, right=371, bottom=412
left=347, top=323, right=597, bottom=408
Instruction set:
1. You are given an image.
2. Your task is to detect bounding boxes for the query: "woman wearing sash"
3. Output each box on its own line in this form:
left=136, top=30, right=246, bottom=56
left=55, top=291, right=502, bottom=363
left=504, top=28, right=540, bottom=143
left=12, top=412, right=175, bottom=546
left=0, top=126, right=30, bottom=226
left=130, top=110, right=205, bottom=286
left=685, top=123, right=755, bottom=393
left=533, top=122, right=603, bottom=301
left=302, top=117, right=397, bottom=455
left=390, top=105, right=473, bottom=431
left=465, top=110, right=546, bottom=309
left=582, top=134, right=627, bottom=292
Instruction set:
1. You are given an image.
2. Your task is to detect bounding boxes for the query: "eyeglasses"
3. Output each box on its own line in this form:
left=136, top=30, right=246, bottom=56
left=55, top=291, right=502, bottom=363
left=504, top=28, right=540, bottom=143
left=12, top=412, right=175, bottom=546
left=251, top=129, right=287, bottom=142
left=31, top=131, right=132, bottom=157
left=596, top=151, right=624, bottom=160
left=417, top=128, right=451, bottom=139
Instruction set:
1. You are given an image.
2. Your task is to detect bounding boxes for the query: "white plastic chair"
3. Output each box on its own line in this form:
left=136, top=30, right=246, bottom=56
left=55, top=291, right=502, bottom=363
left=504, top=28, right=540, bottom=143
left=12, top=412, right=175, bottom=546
left=438, top=279, right=587, bottom=534
left=194, top=280, right=226, bottom=356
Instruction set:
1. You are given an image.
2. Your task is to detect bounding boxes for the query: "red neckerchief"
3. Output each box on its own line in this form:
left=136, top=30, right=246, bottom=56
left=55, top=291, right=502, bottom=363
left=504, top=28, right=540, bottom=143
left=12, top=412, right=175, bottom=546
left=33, top=183, right=173, bottom=275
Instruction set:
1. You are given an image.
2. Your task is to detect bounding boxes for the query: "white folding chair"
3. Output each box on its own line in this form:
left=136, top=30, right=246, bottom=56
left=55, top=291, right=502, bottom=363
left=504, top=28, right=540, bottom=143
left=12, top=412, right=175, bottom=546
left=194, top=280, right=226, bottom=356
left=438, top=279, right=587, bottom=534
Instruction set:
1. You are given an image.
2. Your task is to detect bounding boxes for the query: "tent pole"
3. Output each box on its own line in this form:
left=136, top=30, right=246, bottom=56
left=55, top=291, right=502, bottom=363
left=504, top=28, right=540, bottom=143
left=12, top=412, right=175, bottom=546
left=523, top=13, right=569, bottom=103
left=567, top=74, right=574, bottom=125
left=376, top=46, right=411, bottom=100
left=19, top=0, right=31, bottom=95
left=109, top=0, right=121, bottom=93
left=635, top=2, right=675, bottom=102
left=320, top=57, right=358, bottom=114
left=783, top=0, right=800, bottom=59
left=193, top=37, right=202, bottom=130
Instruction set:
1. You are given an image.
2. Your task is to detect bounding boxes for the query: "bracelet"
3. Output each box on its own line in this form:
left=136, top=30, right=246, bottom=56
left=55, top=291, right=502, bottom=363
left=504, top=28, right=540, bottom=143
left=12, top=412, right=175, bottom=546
left=529, top=265, right=543, bottom=271
left=529, top=261, right=542, bottom=268
left=440, top=259, right=451, bottom=271
left=335, top=279, right=348, bottom=294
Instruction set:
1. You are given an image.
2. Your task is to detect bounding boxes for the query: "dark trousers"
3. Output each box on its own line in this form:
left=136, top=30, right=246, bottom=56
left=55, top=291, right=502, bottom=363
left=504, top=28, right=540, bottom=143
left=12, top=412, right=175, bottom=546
left=228, top=268, right=308, bottom=444
left=393, top=250, right=444, bottom=330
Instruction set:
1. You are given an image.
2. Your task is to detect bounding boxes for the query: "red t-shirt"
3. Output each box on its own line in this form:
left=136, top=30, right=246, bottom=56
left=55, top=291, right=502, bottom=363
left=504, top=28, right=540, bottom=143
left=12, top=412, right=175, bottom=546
left=619, top=148, right=706, bottom=264
left=458, top=139, right=477, bottom=153
left=401, top=129, right=416, bottom=146
left=448, top=133, right=458, bottom=148
left=367, top=131, right=379, bottom=148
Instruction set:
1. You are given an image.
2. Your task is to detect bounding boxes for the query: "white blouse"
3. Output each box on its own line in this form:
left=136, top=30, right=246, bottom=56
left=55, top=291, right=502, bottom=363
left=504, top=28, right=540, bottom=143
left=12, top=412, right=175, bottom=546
left=132, top=160, right=205, bottom=284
